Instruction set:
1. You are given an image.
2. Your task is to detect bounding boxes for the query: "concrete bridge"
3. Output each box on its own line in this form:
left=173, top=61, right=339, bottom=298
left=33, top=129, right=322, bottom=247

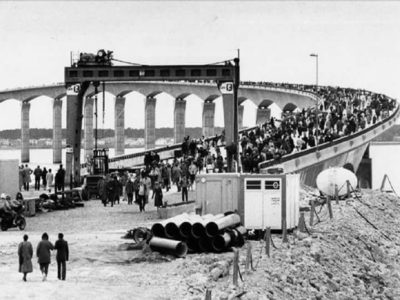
left=259, top=105, right=400, bottom=187
left=0, top=82, right=316, bottom=164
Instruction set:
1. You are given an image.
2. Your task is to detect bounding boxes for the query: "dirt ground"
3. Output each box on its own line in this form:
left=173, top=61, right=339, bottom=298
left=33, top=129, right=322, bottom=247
left=1, top=188, right=400, bottom=300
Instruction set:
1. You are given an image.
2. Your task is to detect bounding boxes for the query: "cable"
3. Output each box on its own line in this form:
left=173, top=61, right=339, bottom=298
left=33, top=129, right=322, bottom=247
left=206, top=58, right=235, bottom=66
left=111, top=58, right=147, bottom=66
left=352, top=205, right=392, bottom=241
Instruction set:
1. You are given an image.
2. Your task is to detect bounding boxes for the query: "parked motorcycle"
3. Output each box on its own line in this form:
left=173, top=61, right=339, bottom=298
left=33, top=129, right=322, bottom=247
left=0, top=202, right=26, bottom=231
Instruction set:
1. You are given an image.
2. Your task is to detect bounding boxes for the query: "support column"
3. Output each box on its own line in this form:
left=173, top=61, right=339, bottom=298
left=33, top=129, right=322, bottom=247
left=238, top=104, right=244, bottom=130
left=66, top=82, right=89, bottom=187
left=174, top=98, right=186, bottom=144
left=145, top=97, right=156, bottom=150
left=222, top=93, right=235, bottom=146
left=84, top=96, right=94, bottom=159
left=52, top=98, right=63, bottom=164
left=114, top=96, right=126, bottom=156
left=21, top=101, right=30, bottom=163
left=256, top=107, right=271, bottom=125
left=202, top=101, right=215, bottom=137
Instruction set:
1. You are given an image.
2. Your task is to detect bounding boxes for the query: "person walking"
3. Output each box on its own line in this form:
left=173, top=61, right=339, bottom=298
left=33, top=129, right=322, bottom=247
left=125, top=176, right=134, bottom=205
left=138, top=171, right=151, bottom=212
left=55, top=164, right=65, bottom=193
left=18, top=234, right=33, bottom=282
left=98, top=175, right=109, bottom=207
left=106, top=176, right=118, bottom=207
left=133, top=173, right=140, bottom=205
left=41, top=167, right=48, bottom=191
left=46, top=169, right=54, bottom=192
left=188, top=161, right=198, bottom=190
left=54, top=233, right=69, bottom=280
left=180, top=175, right=189, bottom=202
left=36, top=232, right=54, bottom=281
left=172, top=163, right=182, bottom=192
left=33, top=166, right=42, bottom=191
left=23, top=164, right=32, bottom=191
left=152, top=181, right=163, bottom=208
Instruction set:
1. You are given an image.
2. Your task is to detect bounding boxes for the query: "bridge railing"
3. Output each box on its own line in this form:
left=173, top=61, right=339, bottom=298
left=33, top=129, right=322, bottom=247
left=81, top=125, right=259, bottom=170
left=0, top=80, right=318, bottom=101
left=258, top=102, right=400, bottom=170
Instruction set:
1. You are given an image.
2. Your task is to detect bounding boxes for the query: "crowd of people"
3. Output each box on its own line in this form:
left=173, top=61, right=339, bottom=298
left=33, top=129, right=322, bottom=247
left=97, top=155, right=199, bottom=211
left=18, top=164, right=66, bottom=193
left=135, top=84, right=397, bottom=178
left=239, top=86, right=397, bottom=172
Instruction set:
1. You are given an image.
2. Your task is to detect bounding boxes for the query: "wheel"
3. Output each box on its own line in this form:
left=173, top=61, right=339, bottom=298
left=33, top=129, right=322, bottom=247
left=17, top=217, right=26, bottom=231
left=1, top=221, right=8, bottom=231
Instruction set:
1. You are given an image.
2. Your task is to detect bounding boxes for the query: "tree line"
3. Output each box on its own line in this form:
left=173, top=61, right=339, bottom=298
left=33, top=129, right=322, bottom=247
left=0, top=127, right=224, bottom=140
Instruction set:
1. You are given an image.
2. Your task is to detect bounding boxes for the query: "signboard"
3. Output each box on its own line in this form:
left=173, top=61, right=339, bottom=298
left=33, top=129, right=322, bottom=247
left=66, top=145, right=73, bottom=154
left=219, top=82, right=234, bottom=94
left=66, top=84, right=80, bottom=96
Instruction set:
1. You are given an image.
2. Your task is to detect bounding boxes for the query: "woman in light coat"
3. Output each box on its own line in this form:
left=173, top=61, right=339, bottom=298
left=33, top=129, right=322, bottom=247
left=18, top=234, right=33, bottom=281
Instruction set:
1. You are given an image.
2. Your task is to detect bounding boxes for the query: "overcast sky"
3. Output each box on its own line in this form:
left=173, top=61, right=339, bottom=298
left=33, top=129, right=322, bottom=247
left=0, top=1, right=399, bottom=129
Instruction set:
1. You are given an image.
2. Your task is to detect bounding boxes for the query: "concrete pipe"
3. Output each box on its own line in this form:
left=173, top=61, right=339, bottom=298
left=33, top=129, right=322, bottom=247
left=149, top=237, right=188, bottom=258
left=192, top=214, right=225, bottom=239
left=212, top=225, right=247, bottom=251
left=198, top=236, right=213, bottom=253
left=152, top=213, right=189, bottom=238
left=151, top=223, right=166, bottom=237
left=211, top=232, right=233, bottom=252
left=185, top=237, right=200, bottom=253
left=165, top=214, right=192, bottom=239
left=231, top=226, right=247, bottom=247
left=205, top=214, right=241, bottom=237
left=179, top=215, right=203, bottom=239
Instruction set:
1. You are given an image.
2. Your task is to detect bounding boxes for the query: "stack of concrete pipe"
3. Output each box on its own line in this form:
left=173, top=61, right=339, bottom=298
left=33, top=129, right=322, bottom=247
left=150, top=212, right=246, bottom=256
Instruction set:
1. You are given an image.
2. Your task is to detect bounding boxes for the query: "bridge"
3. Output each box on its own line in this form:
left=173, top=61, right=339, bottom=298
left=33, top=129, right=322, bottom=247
left=0, top=78, right=397, bottom=188
left=0, top=81, right=316, bottom=162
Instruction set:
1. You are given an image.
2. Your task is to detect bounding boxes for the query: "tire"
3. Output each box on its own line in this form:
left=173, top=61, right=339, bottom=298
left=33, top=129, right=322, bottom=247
left=1, top=220, right=8, bottom=231
left=17, top=217, right=26, bottom=231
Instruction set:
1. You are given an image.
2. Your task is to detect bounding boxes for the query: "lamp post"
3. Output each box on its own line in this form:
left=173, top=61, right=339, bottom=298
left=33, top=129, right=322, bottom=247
left=310, top=53, right=319, bottom=150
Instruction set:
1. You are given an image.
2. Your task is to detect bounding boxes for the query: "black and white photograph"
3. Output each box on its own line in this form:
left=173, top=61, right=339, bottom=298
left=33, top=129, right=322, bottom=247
left=0, top=1, right=400, bottom=299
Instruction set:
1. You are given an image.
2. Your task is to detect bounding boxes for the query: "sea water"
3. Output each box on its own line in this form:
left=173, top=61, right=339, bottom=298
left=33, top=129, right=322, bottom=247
left=0, top=148, right=145, bottom=171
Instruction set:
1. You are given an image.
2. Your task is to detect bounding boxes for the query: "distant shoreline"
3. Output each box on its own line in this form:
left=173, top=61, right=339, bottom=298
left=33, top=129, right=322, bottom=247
left=0, top=145, right=152, bottom=150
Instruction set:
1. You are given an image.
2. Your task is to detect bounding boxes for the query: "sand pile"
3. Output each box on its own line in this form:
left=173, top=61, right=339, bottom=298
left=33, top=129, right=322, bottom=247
left=175, top=190, right=400, bottom=300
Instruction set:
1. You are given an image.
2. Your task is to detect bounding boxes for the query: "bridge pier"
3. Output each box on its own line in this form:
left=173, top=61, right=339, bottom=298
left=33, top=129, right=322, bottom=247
left=145, top=97, right=156, bottom=150
left=174, top=98, right=186, bottom=144
left=115, top=96, right=125, bottom=156
left=202, top=101, right=215, bottom=137
left=84, top=96, right=94, bottom=159
left=256, top=107, right=271, bottom=125
left=65, top=82, right=88, bottom=187
left=21, top=101, right=30, bottom=163
left=238, top=104, right=244, bottom=130
left=52, top=98, right=63, bottom=164
left=222, top=93, right=235, bottom=146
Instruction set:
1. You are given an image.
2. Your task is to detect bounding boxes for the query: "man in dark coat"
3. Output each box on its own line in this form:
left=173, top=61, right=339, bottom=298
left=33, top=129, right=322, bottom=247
left=106, top=176, right=118, bottom=207
left=33, top=166, right=42, bottom=191
left=55, top=164, right=66, bottom=193
left=54, top=233, right=69, bottom=280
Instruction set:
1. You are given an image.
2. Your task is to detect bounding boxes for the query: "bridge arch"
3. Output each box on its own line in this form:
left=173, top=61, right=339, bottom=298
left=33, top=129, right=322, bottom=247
left=282, top=102, right=298, bottom=113
left=343, top=163, right=355, bottom=173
